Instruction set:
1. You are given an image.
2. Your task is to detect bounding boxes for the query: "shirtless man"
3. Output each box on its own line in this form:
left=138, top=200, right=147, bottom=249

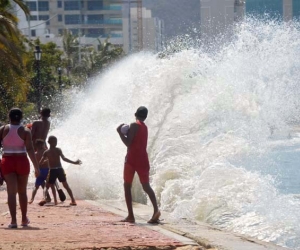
left=31, top=108, right=52, bottom=202
left=31, top=108, right=51, bottom=150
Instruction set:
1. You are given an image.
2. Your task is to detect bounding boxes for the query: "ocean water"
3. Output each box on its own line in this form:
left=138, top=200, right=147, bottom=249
left=48, top=18, right=300, bottom=249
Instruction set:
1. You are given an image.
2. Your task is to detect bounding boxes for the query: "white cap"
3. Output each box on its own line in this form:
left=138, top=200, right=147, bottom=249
left=121, top=124, right=129, bottom=135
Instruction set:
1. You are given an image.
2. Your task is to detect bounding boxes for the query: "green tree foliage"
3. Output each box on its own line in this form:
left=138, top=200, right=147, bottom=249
left=26, top=40, right=65, bottom=109
left=0, top=13, right=124, bottom=121
left=62, top=29, right=79, bottom=76
left=60, top=29, right=124, bottom=85
left=74, top=38, right=124, bottom=79
left=0, top=0, right=30, bottom=121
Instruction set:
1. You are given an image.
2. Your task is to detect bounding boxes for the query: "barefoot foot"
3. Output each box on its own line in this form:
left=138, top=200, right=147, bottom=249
left=120, top=216, right=135, bottom=223
left=147, top=210, right=161, bottom=224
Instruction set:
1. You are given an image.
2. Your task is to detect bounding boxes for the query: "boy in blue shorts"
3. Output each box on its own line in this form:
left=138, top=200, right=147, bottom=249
left=29, top=139, right=55, bottom=204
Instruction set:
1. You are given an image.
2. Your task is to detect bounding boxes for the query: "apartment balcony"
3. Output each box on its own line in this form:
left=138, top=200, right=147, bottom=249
left=81, top=36, right=123, bottom=46
left=83, top=19, right=122, bottom=25
left=82, top=19, right=122, bottom=29
left=86, top=33, right=123, bottom=38
left=64, top=19, right=122, bottom=30
left=102, top=6, right=122, bottom=11
left=82, top=19, right=123, bottom=25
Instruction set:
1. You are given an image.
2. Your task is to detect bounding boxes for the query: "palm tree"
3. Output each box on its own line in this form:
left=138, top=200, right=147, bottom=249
left=62, top=29, right=79, bottom=76
left=0, top=0, right=30, bottom=119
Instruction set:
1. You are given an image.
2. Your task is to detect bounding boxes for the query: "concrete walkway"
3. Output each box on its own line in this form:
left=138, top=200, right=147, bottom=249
left=0, top=188, right=288, bottom=250
left=0, top=188, right=199, bottom=250
left=95, top=200, right=288, bottom=250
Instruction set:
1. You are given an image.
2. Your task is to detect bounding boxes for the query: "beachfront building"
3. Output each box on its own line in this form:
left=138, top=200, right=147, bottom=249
left=14, top=0, right=123, bottom=50
left=199, top=0, right=246, bottom=40
left=12, top=0, right=164, bottom=53
left=122, top=7, right=164, bottom=53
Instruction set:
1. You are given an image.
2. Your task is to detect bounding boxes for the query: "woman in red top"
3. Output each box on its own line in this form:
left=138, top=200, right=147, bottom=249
left=0, top=108, right=39, bottom=228
left=117, top=106, right=160, bottom=224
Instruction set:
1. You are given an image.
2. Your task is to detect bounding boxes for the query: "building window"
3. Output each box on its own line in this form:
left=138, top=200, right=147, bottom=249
left=69, top=29, right=79, bottom=35
left=31, top=30, right=36, bottom=37
left=58, top=29, right=64, bottom=35
left=65, top=1, right=80, bottom=10
left=65, top=15, right=81, bottom=24
left=57, top=1, right=62, bottom=8
left=58, top=14, right=63, bottom=22
left=39, top=15, right=50, bottom=25
left=87, top=15, right=103, bottom=24
left=38, top=1, right=49, bottom=11
left=87, top=28, right=105, bottom=37
left=87, top=0, right=103, bottom=10
left=27, top=15, right=38, bottom=21
left=26, top=2, right=37, bottom=11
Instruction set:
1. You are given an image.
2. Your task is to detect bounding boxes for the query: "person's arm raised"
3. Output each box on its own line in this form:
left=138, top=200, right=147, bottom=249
left=25, top=128, right=40, bottom=177
left=60, top=149, right=82, bottom=165
left=117, top=122, right=139, bottom=147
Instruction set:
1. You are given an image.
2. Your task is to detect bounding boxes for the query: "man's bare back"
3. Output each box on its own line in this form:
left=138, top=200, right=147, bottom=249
left=31, top=108, right=51, bottom=146
left=31, top=120, right=50, bottom=143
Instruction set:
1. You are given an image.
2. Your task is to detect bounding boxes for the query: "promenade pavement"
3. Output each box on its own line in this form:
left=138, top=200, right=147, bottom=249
left=0, top=187, right=288, bottom=250
left=0, top=188, right=200, bottom=250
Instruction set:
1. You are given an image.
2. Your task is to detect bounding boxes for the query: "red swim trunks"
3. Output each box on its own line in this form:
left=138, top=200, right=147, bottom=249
left=124, top=163, right=149, bottom=184
left=1, top=155, right=30, bottom=176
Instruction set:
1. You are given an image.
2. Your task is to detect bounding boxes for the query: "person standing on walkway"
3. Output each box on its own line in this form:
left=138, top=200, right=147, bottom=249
left=31, top=108, right=51, bottom=150
left=30, top=107, right=53, bottom=202
left=0, top=108, right=39, bottom=228
left=117, top=106, right=160, bottom=224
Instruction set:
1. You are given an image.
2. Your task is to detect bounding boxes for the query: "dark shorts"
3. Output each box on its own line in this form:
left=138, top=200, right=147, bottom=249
left=35, top=168, right=49, bottom=186
left=1, top=155, right=30, bottom=176
left=47, top=168, right=66, bottom=184
left=124, top=163, right=149, bottom=184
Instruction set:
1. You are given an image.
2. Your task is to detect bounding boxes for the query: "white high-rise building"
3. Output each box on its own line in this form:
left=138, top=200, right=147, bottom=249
left=200, top=0, right=245, bottom=41
left=12, top=0, right=164, bottom=53
left=122, top=7, right=164, bottom=53
left=13, top=0, right=123, bottom=50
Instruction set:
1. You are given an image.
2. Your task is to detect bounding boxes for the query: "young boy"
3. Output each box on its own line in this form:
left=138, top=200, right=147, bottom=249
left=29, top=139, right=55, bottom=204
left=39, top=136, right=81, bottom=206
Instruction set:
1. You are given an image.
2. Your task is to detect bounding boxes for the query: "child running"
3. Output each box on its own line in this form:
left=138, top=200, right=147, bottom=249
left=29, top=139, right=55, bottom=204
left=39, top=136, right=81, bottom=206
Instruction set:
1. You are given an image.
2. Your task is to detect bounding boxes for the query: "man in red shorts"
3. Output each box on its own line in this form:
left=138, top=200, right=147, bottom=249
left=117, top=106, right=160, bottom=224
